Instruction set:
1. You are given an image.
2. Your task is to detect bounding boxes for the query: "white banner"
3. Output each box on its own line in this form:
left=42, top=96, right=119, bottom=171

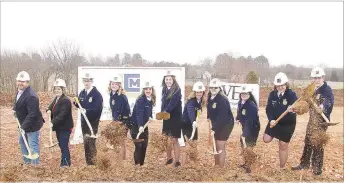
left=220, top=82, right=260, bottom=109
left=71, top=66, right=186, bottom=145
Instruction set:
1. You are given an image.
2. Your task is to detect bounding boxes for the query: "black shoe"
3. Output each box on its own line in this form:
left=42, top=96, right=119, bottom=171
left=174, top=162, right=181, bottom=167
left=313, top=170, right=322, bottom=175
left=238, top=164, right=246, bottom=168
left=243, top=166, right=251, bottom=174
left=165, top=158, right=173, bottom=165
left=291, top=164, right=307, bottom=171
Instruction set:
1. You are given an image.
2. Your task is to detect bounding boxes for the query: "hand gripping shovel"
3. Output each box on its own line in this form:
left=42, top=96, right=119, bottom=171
left=45, top=113, right=59, bottom=148
left=271, top=82, right=315, bottom=128
left=133, top=118, right=152, bottom=142
left=189, top=110, right=201, bottom=141
left=74, top=97, right=98, bottom=138
left=15, top=116, right=39, bottom=160
left=210, top=133, right=222, bottom=155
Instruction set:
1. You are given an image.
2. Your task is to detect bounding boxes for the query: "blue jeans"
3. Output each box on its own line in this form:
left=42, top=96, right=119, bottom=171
left=56, top=130, right=71, bottom=167
left=18, top=130, right=40, bottom=164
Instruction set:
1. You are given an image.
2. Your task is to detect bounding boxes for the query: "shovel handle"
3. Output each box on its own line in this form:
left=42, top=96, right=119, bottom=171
left=241, top=136, right=247, bottom=148
left=135, top=119, right=151, bottom=139
left=271, top=97, right=302, bottom=128
left=309, top=98, right=331, bottom=123
left=15, top=117, right=33, bottom=156
left=208, top=119, right=212, bottom=146
left=74, top=97, right=96, bottom=137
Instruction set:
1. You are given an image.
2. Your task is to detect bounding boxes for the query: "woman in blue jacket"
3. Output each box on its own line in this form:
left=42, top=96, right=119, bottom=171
left=130, top=80, right=156, bottom=166
left=108, top=75, right=131, bottom=160
left=263, top=72, right=297, bottom=169
left=207, top=78, right=234, bottom=168
left=182, top=81, right=206, bottom=141
left=235, top=85, right=260, bottom=173
left=161, top=70, right=183, bottom=167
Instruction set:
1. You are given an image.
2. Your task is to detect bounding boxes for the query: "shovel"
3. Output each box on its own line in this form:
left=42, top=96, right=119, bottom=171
left=309, top=98, right=340, bottom=127
left=271, top=82, right=315, bottom=128
left=74, top=97, right=98, bottom=138
left=189, top=110, right=201, bottom=141
left=44, top=113, right=59, bottom=148
left=210, top=133, right=222, bottom=155
left=133, top=118, right=152, bottom=142
left=15, top=115, right=39, bottom=160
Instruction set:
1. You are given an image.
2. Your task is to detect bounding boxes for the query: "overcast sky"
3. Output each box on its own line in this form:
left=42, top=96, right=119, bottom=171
left=1, top=2, right=343, bottom=68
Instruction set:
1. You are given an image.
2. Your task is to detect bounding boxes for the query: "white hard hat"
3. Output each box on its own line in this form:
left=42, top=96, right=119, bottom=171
left=16, top=71, right=30, bottom=81
left=209, top=78, right=221, bottom=88
left=273, top=72, right=289, bottom=86
left=240, top=85, right=252, bottom=93
left=164, top=70, right=175, bottom=77
left=142, top=80, right=154, bottom=88
left=53, top=79, right=66, bottom=87
left=110, top=75, right=122, bottom=83
left=310, top=67, right=325, bottom=77
left=82, top=72, right=93, bottom=79
left=193, top=81, right=206, bottom=92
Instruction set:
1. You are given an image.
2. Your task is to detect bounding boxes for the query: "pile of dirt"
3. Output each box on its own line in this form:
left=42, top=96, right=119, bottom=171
left=294, top=101, right=309, bottom=115
left=101, top=122, right=127, bottom=147
left=149, top=133, right=168, bottom=153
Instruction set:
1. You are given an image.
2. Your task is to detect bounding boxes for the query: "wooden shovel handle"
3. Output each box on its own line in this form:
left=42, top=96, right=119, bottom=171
left=270, top=97, right=302, bottom=128
left=208, top=119, right=212, bottom=146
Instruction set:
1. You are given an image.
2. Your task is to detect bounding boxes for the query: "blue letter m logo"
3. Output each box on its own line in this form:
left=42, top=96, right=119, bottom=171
left=124, top=74, right=140, bottom=92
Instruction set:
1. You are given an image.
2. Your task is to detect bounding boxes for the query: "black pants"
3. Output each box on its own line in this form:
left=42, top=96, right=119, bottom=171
left=81, top=119, right=99, bottom=165
left=299, top=134, right=325, bottom=172
left=131, top=126, right=149, bottom=165
left=56, top=130, right=71, bottom=167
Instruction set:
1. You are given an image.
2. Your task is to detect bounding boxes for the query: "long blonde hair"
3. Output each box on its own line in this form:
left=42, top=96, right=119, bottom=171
left=186, top=91, right=206, bottom=107
left=137, top=87, right=156, bottom=106
left=108, top=82, right=126, bottom=95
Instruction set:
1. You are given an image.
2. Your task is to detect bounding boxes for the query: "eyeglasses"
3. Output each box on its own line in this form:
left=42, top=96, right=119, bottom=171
left=313, top=77, right=322, bottom=80
left=209, top=87, right=218, bottom=89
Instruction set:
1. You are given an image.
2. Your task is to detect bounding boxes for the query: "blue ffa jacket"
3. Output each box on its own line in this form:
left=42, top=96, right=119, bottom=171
left=75, top=87, right=103, bottom=122
left=207, top=92, right=234, bottom=131
left=266, top=89, right=297, bottom=125
left=131, top=95, right=153, bottom=127
left=13, top=86, right=44, bottom=132
left=236, top=100, right=260, bottom=137
left=109, top=92, right=130, bottom=121
left=183, top=98, right=202, bottom=124
left=313, top=82, right=334, bottom=120
left=161, top=87, right=182, bottom=119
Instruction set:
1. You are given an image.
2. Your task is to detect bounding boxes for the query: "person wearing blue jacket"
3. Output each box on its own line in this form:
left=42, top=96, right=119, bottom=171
left=182, top=81, right=206, bottom=142
left=130, top=80, right=156, bottom=166
left=108, top=75, right=131, bottom=160
left=73, top=72, right=103, bottom=165
left=263, top=72, right=297, bottom=169
left=236, top=85, right=260, bottom=173
left=292, top=67, right=334, bottom=175
left=207, top=78, right=234, bottom=168
left=161, top=70, right=183, bottom=167
left=13, top=71, right=44, bottom=165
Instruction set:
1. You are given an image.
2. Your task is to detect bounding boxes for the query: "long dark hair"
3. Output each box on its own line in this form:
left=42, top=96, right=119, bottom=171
left=161, top=76, right=180, bottom=100
left=238, top=92, right=258, bottom=106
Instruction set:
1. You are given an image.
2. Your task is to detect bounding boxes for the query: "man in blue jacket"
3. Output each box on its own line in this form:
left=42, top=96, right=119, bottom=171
left=13, top=71, right=44, bottom=165
left=292, top=67, right=334, bottom=175
left=73, top=72, right=103, bottom=165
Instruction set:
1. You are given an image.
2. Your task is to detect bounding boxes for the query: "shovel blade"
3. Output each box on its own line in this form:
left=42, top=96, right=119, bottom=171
left=24, top=153, right=39, bottom=160
left=85, top=134, right=98, bottom=139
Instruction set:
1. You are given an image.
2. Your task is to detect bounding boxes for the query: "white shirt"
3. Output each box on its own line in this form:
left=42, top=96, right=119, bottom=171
left=146, top=96, right=152, bottom=101
left=197, top=99, right=201, bottom=104
left=277, top=91, right=284, bottom=98
left=85, top=87, right=94, bottom=95
left=16, top=90, right=24, bottom=102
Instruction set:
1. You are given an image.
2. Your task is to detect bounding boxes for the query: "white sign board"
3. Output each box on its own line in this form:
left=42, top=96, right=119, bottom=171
left=220, top=82, right=260, bottom=109
left=71, top=66, right=186, bottom=145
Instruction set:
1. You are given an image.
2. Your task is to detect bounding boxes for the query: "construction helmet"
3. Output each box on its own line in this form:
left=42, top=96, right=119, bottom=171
left=273, top=72, right=289, bottom=86
left=310, top=67, right=325, bottom=77
left=53, top=79, right=66, bottom=87
left=16, top=71, right=30, bottom=81
left=193, top=81, right=206, bottom=92
left=209, top=78, right=221, bottom=88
